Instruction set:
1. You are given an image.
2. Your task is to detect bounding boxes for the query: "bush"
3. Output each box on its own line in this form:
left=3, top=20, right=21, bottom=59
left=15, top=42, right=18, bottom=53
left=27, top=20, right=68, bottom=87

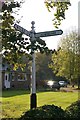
left=65, top=100, right=80, bottom=120
left=18, top=105, right=67, bottom=120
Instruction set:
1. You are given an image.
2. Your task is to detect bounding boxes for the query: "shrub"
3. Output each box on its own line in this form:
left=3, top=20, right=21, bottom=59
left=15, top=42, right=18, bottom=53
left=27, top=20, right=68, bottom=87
left=18, top=105, right=67, bottom=120
left=65, top=100, right=80, bottom=120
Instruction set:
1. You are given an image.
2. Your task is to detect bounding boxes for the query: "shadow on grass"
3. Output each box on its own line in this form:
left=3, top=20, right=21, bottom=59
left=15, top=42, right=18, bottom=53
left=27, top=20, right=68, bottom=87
left=2, top=88, right=60, bottom=98
left=2, top=89, right=30, bottom=98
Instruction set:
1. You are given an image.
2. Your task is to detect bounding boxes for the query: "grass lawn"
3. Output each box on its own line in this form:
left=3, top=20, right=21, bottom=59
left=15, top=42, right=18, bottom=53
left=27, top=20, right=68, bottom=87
left=0, top=89, right=78, bottom=119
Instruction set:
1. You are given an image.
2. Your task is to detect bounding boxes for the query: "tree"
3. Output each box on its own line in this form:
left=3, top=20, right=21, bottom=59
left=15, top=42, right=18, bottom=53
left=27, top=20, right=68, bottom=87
left=36, top=52, right=55, bottom=88
left=59, top=30, right=80, bottom=86
left=0, top=0, right=71, bottom=69
left=0, top=1, right=27, bottom=69
left=45, top=0, right=71, bottom=28
left=0, top=1, right=53, bottom=69
left=36, top=52, right=54, bottom=80
left=49, top=48, right=72, bottom=80
left=49, top=30, right=80, bottom=88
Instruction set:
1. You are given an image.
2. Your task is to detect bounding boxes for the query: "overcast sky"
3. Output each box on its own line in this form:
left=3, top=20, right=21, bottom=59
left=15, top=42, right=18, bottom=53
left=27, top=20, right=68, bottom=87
left=15, top=0, right=79, bottom=50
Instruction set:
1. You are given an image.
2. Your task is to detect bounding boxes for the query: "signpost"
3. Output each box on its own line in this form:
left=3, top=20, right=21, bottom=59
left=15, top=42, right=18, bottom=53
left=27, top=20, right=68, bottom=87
left=14, top=24, right=63, bottom=38
left=14, top=24, right=31, bottom=37
left=35, top=30, right=63, bottom=38
left=14, top=21, right=63, bottom=109
left=30, top=21, right=37, bottom=109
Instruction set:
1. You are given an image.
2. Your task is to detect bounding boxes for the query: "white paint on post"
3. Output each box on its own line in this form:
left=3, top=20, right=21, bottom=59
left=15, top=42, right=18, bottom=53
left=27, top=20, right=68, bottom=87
left=30, top=21, right=36, bottom=94
left=31, top=53, right=36, bottom=93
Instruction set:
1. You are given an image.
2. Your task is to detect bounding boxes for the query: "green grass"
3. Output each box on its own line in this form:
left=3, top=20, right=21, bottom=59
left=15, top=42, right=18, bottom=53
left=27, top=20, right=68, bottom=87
left=0, top=90, right=78, bottom=119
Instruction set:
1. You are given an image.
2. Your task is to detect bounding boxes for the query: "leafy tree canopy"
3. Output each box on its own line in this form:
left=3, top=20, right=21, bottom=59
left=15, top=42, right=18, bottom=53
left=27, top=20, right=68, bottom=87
left=45, top=0, right=71, bottom=28
left=36, top=52, right=54, bottom=81
left=1, top=1, right=55, bottom=68
left=0, top=0, right=71, bottom=69
left=49, top=30, right=80, bottom=87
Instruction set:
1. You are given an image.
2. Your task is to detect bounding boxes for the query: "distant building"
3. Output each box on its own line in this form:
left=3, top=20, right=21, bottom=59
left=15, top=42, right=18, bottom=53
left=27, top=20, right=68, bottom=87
left=1, top=61, right=31, bottom=89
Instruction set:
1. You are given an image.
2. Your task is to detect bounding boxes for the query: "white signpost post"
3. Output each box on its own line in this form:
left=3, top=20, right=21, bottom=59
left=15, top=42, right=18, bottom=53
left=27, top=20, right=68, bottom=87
left=14, top=21, right=63, bottom=109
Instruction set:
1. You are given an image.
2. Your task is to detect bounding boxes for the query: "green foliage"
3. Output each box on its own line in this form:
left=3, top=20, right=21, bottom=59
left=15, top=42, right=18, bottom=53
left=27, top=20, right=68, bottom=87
left=49, top=30, right=80, bottom=86
left=1, top=1, right=27, bottom=69
left=26, top=37, right=55, bottom=55
left=45, top=0, right=71, bottom=28
left=1, top=0, right=71, bottom=70
left=18, top=104, right=67, bottom=120
left=36, top=52, right=54, bottom=82
left=65, top=100, right=80, bottom=120
left=49, top=49, right=71, bottom=79
left=1, top=1, right=55, bottom=70
left=2, top=1, right=20, bottom=12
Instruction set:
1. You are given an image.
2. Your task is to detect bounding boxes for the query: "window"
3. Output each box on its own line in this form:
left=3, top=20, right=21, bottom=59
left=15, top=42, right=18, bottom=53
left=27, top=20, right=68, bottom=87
left=5, top=75, right=7, bottom=80
left=12, top=73, right=15, bottom=81
left=17, top=73, right=27, bottom=81
left=5, top=73, right=8, bottom=81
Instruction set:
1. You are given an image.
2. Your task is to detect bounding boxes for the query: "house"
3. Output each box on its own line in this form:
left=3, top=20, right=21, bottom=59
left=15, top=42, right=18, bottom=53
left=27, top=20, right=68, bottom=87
left=1, top=61, right=31, bottom=89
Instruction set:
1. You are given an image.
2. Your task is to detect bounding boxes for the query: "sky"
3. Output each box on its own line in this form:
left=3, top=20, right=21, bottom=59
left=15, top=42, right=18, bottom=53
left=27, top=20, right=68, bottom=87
left=15, top=0, right=79, bottom=50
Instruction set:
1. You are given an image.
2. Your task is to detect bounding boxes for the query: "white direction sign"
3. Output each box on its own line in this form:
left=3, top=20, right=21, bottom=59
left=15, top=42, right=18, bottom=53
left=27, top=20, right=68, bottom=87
left=35, top=30, right=63, bottom=38
left=14, top=24, right=31, bottom=37
left=14, top=24, right=63, bottom=38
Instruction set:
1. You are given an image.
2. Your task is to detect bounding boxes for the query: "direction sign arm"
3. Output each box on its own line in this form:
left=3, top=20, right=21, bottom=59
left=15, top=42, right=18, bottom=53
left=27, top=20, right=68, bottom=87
left=35, top=30, right=63, bottom=38
left=14, top=24, right=31, bottom=37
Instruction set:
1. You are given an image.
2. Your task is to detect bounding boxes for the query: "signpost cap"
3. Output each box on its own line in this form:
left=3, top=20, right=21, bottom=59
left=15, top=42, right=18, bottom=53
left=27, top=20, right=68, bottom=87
left=31, top=21, right=35, bottom=25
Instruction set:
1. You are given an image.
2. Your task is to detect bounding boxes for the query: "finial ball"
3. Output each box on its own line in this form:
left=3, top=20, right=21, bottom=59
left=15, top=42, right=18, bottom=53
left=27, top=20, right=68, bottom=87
left=31, top=21, right=35, bottom=25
